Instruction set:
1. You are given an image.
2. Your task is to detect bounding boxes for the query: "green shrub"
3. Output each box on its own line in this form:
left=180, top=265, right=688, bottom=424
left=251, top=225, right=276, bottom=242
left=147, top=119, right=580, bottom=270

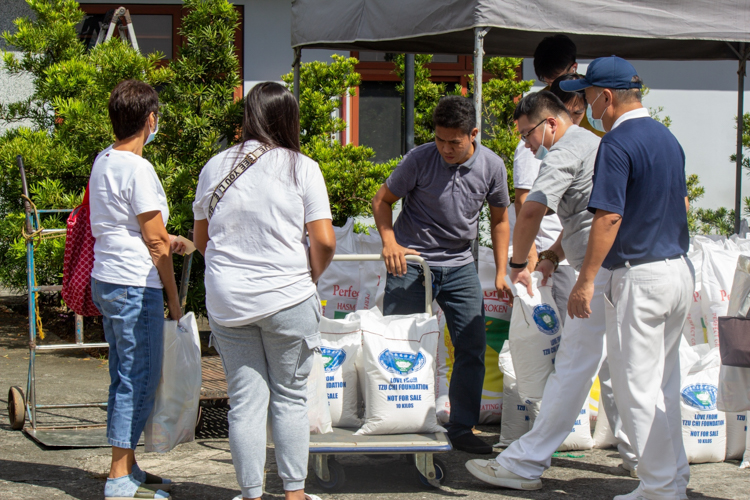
left=283, top=55, right=397, bottom=227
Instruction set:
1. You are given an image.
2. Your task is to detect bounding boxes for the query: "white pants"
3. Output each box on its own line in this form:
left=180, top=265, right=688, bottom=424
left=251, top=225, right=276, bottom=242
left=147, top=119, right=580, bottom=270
left=604, top=257, right=693, bottom=500
left=497, top=267, right=636, bottom=479
left=551, top=264, right=577, bottom=327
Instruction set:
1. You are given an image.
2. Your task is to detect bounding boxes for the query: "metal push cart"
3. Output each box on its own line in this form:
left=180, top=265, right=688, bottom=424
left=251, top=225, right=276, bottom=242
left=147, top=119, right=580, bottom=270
left=309, top=254, right=452, bottom=491
left=6, top=156, right=197, bottom=447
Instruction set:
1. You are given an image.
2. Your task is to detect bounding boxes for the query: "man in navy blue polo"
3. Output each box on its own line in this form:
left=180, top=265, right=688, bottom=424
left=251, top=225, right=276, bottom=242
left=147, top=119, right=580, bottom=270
left=564, top=57, right=691, bottom=500
left=372, top=96, right=512, bottom=454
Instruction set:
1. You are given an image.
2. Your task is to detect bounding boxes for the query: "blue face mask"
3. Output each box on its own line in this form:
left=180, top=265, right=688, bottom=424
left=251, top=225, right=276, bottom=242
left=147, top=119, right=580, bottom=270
left=587, top=92, right=608, bottom=133
left=144, top=119, right=159, bottom=146
left=534, top=122, right=556, bottom=161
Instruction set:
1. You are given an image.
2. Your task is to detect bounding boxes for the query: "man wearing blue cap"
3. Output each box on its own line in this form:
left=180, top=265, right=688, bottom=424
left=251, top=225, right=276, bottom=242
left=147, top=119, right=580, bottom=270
left=465, top=92, right=636, bottom=493
left=565, top=56, right=692, bottom=500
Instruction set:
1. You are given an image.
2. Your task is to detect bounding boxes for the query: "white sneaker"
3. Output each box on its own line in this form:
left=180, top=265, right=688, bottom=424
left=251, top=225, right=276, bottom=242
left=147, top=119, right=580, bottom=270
left=619, top=462, right=638, bottom=478
left=613, top=489, right=648, bottom=500
left=465, top=459, right=542, bottom=490
left=234, top=496, right=321, bottom=500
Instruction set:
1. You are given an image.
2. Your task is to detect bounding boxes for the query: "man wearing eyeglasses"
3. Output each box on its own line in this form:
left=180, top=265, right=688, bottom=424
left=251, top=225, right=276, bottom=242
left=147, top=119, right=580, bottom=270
left=466, top=90, right=636, bottom=490
left=372, top=96, right=512, bottom=455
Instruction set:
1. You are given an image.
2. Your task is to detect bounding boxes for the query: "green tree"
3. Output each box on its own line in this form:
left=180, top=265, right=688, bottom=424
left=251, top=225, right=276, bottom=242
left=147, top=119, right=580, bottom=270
left=393, top=54, right=462, bottom=146
left=282, top=55, right=397, bottom=226
left=0, top=0, right=243, bottom=318
left=477, top=57, right=534, bottom=202
left=0, top=0, right=171, bottom=291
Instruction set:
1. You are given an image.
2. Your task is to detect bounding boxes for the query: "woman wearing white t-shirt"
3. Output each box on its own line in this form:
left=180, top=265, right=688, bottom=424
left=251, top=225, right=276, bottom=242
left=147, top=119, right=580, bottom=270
left=193, top=82, right=335, bottom=500
left=89, top=80, right=182, bottom=500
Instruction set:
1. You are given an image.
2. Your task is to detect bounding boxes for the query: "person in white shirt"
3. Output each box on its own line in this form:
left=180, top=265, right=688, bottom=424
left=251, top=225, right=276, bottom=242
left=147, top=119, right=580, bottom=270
left=509, top=73, right=591, bottom=319
left=193, top=82, right=335, bottom=500
left=90, top=79, right=183, bottom=500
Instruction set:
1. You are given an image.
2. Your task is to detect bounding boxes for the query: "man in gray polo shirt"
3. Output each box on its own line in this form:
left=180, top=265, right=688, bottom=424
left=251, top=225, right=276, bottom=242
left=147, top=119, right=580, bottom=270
left=372, top=96, right=511, bottom=454
left=466, top=91, right=636, bottom=489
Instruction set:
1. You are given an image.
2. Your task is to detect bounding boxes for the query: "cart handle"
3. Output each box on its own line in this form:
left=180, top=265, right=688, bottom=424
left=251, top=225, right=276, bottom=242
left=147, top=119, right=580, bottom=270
left=331, top=254, right=432, bottom=315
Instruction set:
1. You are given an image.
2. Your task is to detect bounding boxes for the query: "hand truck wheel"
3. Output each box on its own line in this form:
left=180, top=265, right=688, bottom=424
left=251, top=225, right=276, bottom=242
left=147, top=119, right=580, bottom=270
left=416, top=457, right=446, bottom=488
left=315, top=458, right=346, bottom=492
left=7, top=386, right=25, bottom=430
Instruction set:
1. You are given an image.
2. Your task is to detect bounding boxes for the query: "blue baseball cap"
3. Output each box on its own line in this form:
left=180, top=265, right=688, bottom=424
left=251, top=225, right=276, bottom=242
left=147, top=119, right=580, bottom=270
left=559, top=56, right=642, bottom=92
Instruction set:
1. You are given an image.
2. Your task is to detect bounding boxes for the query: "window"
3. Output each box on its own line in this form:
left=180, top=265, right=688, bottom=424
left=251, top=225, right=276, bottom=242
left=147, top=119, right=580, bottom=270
left=77, top=5, right=183, bottom=62
left=350, top=51, right=475, bottom=159
left=76, top=4, right=244, bottom=88
left=358, top=81, right=403, bottom=163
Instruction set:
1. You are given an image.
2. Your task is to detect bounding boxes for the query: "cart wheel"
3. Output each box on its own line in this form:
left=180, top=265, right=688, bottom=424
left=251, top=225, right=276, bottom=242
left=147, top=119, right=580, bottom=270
left=195, top=406, right=204, bottom=434
left=416, top=457, right=446, bottom=488
left=7, top=386, right=25, bottom=430
left=315, top=458, right=346, bottom=492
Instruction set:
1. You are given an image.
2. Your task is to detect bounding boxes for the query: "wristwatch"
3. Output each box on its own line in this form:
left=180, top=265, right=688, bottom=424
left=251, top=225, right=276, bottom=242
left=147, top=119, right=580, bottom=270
left=509, top=260, right=528, bottom=269
left=537, top=250, right=560, bottom=271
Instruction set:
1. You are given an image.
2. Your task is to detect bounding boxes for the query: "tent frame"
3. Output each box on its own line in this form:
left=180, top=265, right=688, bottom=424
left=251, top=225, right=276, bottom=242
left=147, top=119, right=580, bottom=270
left=292, top=31, right=749, bottom=232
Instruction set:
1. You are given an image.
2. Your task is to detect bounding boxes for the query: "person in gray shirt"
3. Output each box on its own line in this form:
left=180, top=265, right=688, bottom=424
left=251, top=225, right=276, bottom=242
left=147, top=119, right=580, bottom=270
left=371, top=96, right=511, bottom=454
left=466, top=91, right=636, bottom=489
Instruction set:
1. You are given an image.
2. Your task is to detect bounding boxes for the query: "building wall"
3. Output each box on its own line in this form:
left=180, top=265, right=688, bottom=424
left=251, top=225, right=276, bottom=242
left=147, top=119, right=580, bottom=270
left=523, top=59, right=750, bottom=211
left=0, top=0, right=35, bottom=134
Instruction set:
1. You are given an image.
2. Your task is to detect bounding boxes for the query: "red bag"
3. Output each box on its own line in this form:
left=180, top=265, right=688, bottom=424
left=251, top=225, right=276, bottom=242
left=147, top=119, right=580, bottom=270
left=61, top=185, right=101, bottom=316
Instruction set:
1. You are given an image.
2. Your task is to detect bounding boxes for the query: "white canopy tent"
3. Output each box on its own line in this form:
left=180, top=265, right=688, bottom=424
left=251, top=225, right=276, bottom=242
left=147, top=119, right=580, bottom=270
left=290, top=0, right=750, bottom=231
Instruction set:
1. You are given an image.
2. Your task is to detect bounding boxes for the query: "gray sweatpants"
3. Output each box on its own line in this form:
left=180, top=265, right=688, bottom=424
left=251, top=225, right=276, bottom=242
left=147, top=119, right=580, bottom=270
left=209, top=294, right=321, bottom=499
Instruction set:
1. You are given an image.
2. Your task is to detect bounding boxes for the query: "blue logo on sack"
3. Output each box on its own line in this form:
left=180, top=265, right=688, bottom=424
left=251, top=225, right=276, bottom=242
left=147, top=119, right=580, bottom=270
left=532, top=304, right=560, bottom=335
left=320, top=347, right=346, bottom=373
left=378, top=349, right=426, bottom=375
left=681, top=383, right=717, bottom=411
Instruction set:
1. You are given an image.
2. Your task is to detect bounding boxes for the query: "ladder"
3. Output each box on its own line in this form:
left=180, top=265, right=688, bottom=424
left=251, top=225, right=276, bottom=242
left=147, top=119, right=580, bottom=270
left=94, top=6, right=140, bottom=52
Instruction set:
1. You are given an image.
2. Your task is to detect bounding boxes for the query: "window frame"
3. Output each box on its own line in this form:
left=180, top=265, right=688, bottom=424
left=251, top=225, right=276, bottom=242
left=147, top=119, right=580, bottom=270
left=77, top=3, right=244, bottom=90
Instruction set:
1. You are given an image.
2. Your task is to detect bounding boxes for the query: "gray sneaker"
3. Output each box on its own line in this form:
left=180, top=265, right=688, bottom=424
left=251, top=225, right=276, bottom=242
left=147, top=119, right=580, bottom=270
left=465, top=459, right=542, bottom=490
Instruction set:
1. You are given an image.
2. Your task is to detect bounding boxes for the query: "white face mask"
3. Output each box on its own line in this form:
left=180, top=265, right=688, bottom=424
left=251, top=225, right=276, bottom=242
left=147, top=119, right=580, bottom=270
left=587, top=92, right=608, bottom=133
left=534, top=121, right=556, bottom=160
left=144, top=117, right=159, bottom=146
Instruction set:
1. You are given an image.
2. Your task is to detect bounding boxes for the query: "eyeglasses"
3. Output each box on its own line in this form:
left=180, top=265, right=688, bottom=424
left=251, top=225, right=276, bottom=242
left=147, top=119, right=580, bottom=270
left=519, top=119, right=547, bottom=143
left=539, top=63, right=575, bottom=85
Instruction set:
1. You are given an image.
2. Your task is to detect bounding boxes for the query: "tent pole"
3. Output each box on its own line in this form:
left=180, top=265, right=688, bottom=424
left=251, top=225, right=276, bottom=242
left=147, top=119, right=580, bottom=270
left=735, top=42, right=748, bottom=234
left=293, top=47, right=301, bottom=103
left=405, top=54, right=415, bottom=152
left=473, top=27, right=489, bottom=143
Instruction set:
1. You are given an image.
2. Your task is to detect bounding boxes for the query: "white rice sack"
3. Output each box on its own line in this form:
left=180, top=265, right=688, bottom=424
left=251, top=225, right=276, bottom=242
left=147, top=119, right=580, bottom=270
left=683, top=248, right=707, bottom=346
left=717, top=255, right=750, bottom=413
left=308, top=351, right=333, bottom=434
left=497, top=342, right=530, bottom=447
left=681, top=346, right=727, bottom=463
left=355, top=310, right=445, bottom=435
left=476, top=247, right=511, bottom=423
left=593, top=399, right=619, bottom=449
left=508, top=271, right=562, bottom=404
left=317, top=219, right=361, bottom=319
left=557, top=405, right=594, bottom=451
left=726, top=412, right=748, bottom=460
left=700, top=245, right=739, bottom=348
left=356, top=231, right=386, bottom=311
left=319, top=317, right=362, bottom=428
left=433, top=249, right=510, bottom=425
left=434, top=305, right=452, bottom=424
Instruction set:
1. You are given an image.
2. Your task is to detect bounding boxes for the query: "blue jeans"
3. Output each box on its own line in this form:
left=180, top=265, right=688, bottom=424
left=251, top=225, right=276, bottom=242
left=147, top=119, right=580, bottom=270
left=383, top=262, right=485, bottom=438
left=91, top=278, right=165, bottom=450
